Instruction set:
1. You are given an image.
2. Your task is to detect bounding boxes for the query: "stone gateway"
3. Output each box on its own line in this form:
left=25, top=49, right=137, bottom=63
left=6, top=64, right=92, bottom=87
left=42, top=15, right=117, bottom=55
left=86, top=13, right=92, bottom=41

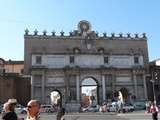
left=24, top=20, right=149, bottom=111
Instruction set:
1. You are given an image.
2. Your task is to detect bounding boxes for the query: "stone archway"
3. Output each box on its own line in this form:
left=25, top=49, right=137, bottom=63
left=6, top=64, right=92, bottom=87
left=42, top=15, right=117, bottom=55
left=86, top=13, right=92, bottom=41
left=50, top=90, right=62, bottom=110
left=81, top=77, right=98, bottom=108
left=120, top=87, right=129, bottom=102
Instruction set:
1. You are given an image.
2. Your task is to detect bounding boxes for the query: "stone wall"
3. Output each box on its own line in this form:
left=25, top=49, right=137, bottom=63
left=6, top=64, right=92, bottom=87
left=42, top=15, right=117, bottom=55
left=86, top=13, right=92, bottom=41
left=0, top=74, right=30, bottom=105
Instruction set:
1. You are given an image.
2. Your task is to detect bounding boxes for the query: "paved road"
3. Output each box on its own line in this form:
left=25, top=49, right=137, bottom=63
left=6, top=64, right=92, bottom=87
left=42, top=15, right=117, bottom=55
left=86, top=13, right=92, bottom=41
left=118, top=112, right=153, bottom=120
left=0, top=111, right=156, bottom=120
left=18, top=113, right=128, bottom=120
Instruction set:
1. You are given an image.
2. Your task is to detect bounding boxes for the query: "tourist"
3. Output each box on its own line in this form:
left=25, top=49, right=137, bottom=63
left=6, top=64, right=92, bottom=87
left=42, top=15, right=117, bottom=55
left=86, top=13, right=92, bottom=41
left=26, top=100, right=44, bottom=120
left=2, top=102, right=18, bottom=120
left=150, top=102, right=159, bottom=120
left=56, top=107, right=65, bottom=120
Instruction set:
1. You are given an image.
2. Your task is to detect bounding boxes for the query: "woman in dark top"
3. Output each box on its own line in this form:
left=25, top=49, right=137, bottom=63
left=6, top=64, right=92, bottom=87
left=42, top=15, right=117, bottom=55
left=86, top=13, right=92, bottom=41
left=2, top=102, right=18, bottom=120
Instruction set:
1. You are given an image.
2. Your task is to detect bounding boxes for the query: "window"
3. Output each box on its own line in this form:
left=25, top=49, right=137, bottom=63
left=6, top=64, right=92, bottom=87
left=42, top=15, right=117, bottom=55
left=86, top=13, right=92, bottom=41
left=34, top=75, right=42, bottom=85
left=70, top=56, right=74, bottom=64
left=154, top=70, right=160, bottom=80
left=36, top=56, right=42, bottom=64
left=134, top=56, right=139, bottom=64
left=20, top=69, right=24, bottom=74
left=98, top=48, right=104, bottom=54
left=155, top=85, right=159, bottom=91
left=104, top=56, right=109, bottom=64
left=136, top=74, right=143, bottom=84
left=70, top=88, right=76, bottom=101
left=73, top=48, right=80, bottom=54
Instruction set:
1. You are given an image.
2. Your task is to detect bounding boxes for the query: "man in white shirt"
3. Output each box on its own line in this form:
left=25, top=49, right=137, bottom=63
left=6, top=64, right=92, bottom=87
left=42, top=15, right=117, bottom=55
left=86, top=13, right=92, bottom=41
left=26, top=100, right=43, bottom=120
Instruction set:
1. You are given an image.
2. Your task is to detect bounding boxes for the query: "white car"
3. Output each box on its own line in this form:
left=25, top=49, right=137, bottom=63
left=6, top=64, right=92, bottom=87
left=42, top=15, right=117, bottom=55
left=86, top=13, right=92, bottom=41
left=40, top=104, right=55, bottom=113
left=107, top=102, right=134, bottom=112
left=15, top=104, right=27, bottom=114
left=107, top=102, right=117, bottom=112
left=122, top=103, right=134, bottom=112
left=82, top=105, right=100, bottom=112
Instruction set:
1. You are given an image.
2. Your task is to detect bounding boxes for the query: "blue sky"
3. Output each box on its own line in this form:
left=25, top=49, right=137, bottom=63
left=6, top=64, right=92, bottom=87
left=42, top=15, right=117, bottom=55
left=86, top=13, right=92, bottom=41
left=0, top=0, right=159, bottom=61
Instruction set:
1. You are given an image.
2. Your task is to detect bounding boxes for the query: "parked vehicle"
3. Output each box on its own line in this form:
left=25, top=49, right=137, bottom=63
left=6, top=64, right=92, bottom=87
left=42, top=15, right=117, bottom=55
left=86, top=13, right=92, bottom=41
left=0, top=104, right=3, bottom=113
left=107, top=102, right=134, bottom=112
left=82, top=105, right=100, bottom=112
left=107, top=102, right=118, bottom=112
left=133, top=101, right=146, bottom=110
left=122, top=103, right=134, bottom=112
left=40, top=104, right=55, bottom=113
left=15, top=104, right=27, bottom=114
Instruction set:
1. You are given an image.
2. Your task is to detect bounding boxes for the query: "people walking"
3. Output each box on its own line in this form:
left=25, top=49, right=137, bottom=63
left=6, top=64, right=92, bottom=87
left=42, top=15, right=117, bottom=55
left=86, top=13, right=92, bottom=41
left=2, top=102, right=18, bottom=120
left=56, top=107, right=65, bottom=120
left=150, top=102, right=159, bottom=120
left=26, top=100, right=44, bottom=120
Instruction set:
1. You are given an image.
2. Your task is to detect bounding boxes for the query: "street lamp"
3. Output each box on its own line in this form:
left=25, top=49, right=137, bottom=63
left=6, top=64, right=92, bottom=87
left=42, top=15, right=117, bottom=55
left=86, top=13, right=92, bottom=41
left=150, top=79, right=156, bottom=104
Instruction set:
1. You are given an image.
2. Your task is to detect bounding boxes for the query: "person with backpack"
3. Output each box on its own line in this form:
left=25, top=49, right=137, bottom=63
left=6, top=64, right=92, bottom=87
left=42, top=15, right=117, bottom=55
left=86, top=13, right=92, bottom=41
left=150, top=102, right=159, bottom=120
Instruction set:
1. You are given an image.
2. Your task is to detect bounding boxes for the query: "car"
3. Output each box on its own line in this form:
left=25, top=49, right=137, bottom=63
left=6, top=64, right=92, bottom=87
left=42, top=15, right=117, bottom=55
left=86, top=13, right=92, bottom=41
left=122, top=103, right=134, bottom=112
left=40, top=104, right=55, bottom=113
left=107, top=102, right=134, bottom=113
left=15, top=104, right=27, bottom=114
left=133, top=101, right=146, bottom=110
left=0, top=104, right=3, bottom=113
left=82, top=105, right=100, bottom=112
left=107, top=102, right=118, bottom=112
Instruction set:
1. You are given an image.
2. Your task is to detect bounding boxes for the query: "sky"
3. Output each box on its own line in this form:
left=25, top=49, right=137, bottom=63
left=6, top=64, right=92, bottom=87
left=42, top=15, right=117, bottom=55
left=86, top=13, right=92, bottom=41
left=0, top=0, right=160, bottom=61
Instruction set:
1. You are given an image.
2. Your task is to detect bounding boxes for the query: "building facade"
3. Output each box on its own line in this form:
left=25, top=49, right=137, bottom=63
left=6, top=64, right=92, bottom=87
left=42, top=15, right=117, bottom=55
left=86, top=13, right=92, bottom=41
left=147, top=59, right=160, bottom=104
left=0, top=58, right=30, bottom=105
left=24, top=20, right=149, bottom=111
left=0, top=58, right=5, bottom=75
left=4, top=60, right=24, bottom=75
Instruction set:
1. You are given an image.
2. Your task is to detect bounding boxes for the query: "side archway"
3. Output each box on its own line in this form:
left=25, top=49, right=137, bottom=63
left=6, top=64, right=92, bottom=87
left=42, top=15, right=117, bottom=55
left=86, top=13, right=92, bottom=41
left=119, top=87, right=129, bottom=102
left=50, top=90, right=62, bottom=109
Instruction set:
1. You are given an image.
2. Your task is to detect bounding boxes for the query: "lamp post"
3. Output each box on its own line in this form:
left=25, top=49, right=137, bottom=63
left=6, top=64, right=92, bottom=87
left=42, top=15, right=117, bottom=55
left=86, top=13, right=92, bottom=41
left=150, top=79, right=156, bottom=104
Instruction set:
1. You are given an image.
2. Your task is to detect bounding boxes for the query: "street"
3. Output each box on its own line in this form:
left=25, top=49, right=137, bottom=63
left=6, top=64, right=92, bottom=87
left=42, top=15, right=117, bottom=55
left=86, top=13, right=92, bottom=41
left=1, top=111, right=155, bottom=120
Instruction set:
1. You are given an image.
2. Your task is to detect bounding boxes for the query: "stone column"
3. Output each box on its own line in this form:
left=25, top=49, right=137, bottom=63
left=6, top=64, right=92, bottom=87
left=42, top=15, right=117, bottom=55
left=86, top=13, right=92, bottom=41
left=41, top=72, right=45, bottom=104
left=143, top=74, right=147, bottom=99
left=112, top=73, right=116, bottom=91
left=76, top=75, right=80, bottom=102
left=31, top=75, right=34, bottom=99
left=133, top=72, right=138, bottom=98
left=102, top=75, right=106, bottom=101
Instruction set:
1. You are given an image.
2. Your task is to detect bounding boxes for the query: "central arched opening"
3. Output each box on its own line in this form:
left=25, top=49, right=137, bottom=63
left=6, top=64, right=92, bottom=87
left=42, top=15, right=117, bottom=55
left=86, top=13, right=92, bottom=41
left=81, top=77, right=98, bottom=108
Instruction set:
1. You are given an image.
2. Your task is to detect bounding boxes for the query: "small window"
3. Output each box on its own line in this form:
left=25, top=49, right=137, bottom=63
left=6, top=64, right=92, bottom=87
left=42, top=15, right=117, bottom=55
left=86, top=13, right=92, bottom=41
left=36, top=56, right=42, bottom=64
left=154, top=71, right=159, bottom=80
left=155, top=85, right=159, bottom=91
left=104, top=56, right=109, bottom=64
left=21, top=69, right=24, bottom=74
left=34, top=75, right=42, bottom=84
left=70, top=56, right=74, bottom=64
left=134, top=56, right=139, bottom=64
left=73, top=48, right=80, bottom=54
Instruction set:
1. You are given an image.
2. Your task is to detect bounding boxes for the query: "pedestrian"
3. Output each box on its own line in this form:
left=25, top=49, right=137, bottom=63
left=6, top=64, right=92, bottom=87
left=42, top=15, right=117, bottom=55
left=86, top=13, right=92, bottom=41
left=2, top=102, right=18, bottom=120
left=146, top=101, right=151, bottom=113
left=99, top=102, right=107, bottom=113
left=26, top=100, right=44, bottom=120
left=56, top=107, right=65, bottom=120
left=117, top=100, right=123, bottom=113
left=150, top=102, right=159, bottom=120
